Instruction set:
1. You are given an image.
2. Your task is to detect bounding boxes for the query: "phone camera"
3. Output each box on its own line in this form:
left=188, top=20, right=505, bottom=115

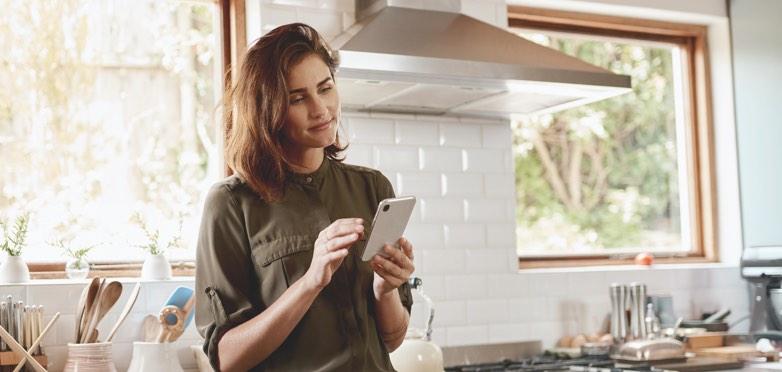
left=382, top=204, right=390, bottom=212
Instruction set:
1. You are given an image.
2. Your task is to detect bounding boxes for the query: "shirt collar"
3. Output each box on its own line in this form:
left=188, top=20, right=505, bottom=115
left=288, top=156, right=330, bottom=186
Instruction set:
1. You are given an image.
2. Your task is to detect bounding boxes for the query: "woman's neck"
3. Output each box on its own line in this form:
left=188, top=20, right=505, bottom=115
left=286, top=148, right=324, bottom=174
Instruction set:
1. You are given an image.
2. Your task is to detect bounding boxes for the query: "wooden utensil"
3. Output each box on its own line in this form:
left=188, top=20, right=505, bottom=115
left=105, top=282, right=141, bottom=342
left=74, top=279, right=91, bottom=341
left=12, top=312, right=60, bottom=372
left=156, top=305, right=185, bottom=343
left=142, top=314, right=161, bottom=342
left=166, top=294, right=195, bottom=342
left=87, top=328, right=99, bottom=343
left=81, top=280, right=122, bottom=343
left=78, top=277, right=102, bottom=342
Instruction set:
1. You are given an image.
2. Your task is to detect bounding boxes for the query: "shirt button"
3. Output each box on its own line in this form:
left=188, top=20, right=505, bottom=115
left=305, top=177, right=313, bottom=183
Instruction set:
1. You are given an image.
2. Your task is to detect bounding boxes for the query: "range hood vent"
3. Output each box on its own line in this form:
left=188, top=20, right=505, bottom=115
left=330, top=0, right=631, bottom=119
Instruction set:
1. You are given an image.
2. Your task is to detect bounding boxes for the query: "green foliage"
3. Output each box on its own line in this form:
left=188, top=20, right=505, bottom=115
left=515, top=34, right=682, bottom=252
left=0, top=213, right=30, bottom=256
left=53, top=239, right=94, bottom=260
left=52, top=239, right=94, bottom=270
left=130, top=212, right=183, bottom=256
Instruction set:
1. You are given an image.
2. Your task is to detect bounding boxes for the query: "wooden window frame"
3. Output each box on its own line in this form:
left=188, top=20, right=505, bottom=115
left=508, top=6, right=718, bottom=269
left=28, top=0, right=246, bottom=279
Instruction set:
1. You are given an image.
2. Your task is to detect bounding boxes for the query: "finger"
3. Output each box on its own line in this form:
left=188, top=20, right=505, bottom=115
left=399, top=237, right=414, bottom=261
left=372, top=265, right=401, bottom=286
left=373, top=254, right=405, bottom=279
left=383, top=244, right=413, bottom=271
left=325, top=248, right=350, bottom=262
left=325, top=218, right=364, bottom=240
left=325, top=232, right=359, bottom=252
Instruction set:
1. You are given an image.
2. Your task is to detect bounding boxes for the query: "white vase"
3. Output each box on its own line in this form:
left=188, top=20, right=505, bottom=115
left=0, top=255, right=30, bottom=283
left=141, top=253, right=172, bottom=280
left=128, top=342, right=183, bottom=372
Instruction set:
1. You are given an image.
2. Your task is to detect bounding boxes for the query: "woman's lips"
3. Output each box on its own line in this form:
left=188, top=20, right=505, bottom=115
left=310, top=119, right=332, bottom=131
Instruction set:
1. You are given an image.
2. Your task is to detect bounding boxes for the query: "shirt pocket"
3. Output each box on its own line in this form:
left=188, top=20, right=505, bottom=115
left=251, top=234, right=321, bottom=308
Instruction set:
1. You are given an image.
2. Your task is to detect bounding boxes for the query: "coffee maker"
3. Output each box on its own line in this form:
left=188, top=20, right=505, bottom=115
left=741, top=245, right=782, bottom=339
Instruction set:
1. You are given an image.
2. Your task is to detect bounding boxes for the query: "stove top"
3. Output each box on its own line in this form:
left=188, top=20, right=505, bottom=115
left=444, top=354, right=670, bottom=372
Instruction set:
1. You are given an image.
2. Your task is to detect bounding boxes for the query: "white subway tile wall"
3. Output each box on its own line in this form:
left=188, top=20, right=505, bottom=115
left=341, top=107, right=750, bottom=347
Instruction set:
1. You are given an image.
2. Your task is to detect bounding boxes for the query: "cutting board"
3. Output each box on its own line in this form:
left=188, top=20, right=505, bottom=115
left=654, top=356, right=744, bottom=371
left=696, top=344, right=760, bottom=360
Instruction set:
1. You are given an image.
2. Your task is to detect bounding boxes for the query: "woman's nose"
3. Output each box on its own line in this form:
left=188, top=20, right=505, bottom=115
left=309, top=96, right=328, bottom=119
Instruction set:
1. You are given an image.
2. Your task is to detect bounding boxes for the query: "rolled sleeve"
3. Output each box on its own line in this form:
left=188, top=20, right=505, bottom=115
left=195, top=183, right=259, bottom=370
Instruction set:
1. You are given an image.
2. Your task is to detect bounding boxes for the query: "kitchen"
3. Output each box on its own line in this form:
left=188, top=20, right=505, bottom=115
left=0, top=0, right=779, bottom=371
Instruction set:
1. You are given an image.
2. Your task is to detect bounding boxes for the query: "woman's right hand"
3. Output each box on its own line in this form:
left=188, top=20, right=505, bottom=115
left=304, top=218, right=364, bottom=290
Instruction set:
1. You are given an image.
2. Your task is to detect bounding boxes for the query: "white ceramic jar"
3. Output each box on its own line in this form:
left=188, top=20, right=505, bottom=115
left=63, top=342, right=117, bottom=372
left=0, top=255, right=30, bottom=283
left=141, top=253, right=172, bottom=280
left=127, top=342, right=184, bottom=372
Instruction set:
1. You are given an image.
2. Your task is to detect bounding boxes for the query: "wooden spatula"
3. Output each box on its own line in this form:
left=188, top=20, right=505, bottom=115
left=105, top=282, right=142, bottom=342
left=78, top=277, right=102, bottom=342
left=81, top=280, right=122, bottom=343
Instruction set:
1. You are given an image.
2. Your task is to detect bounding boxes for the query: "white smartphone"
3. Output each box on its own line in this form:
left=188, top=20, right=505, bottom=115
left=361, top=196, right=416, bottom=262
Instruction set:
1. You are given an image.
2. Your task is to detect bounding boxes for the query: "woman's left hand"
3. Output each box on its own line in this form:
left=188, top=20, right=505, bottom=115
left=371, top=237, right=415, bottom=300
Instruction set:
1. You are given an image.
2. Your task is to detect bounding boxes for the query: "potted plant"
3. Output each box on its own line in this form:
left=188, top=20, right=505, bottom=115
left=0, top=213, right=31, bottom=283
left=53, top=239, right=95, bottom=279
left=132, top=212, right=182, bottom=280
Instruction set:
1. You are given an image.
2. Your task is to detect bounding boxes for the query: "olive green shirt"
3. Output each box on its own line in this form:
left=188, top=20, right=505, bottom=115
left=195, top=157, right=413, bottom=371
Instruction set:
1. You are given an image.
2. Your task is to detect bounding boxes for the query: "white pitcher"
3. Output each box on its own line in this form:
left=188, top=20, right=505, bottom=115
left=127, top=341, right=183, bottom=372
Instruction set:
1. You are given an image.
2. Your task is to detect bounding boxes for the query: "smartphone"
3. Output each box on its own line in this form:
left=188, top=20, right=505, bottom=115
left=361, top=196, right=416, bottom=261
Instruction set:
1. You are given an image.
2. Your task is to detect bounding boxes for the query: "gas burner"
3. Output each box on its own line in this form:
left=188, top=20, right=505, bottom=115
left=445, top=355, right=652, bottom=372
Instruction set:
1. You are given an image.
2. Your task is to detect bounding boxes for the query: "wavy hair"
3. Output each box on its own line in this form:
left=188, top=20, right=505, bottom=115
left=223, top=23, right=346, bottom=202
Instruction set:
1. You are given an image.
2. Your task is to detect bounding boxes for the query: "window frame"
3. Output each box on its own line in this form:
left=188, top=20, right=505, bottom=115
left=27, top=0, right=246, bottom=279
left=507, top=6, right=718, bottom=269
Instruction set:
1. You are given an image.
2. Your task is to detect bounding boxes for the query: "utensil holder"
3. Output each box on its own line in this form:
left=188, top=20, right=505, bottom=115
left=127, top=342, right=183, bottom=372
left=63, top=342, right=117, bottom=372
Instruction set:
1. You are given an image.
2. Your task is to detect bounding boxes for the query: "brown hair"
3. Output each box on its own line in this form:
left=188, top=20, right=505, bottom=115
left=224, top=23, right=346, bottom=202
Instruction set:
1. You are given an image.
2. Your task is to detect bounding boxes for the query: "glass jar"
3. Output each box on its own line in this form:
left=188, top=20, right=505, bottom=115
left=66, top=257, right=90, bottom=279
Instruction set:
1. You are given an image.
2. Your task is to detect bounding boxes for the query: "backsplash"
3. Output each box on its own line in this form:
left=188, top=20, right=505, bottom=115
left=340, top=111, right=751, bottom=348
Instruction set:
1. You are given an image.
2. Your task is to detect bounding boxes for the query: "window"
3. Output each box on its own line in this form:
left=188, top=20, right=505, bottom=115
left=0, top=0, right=231, bottom=266
left=508, top=7, right=716, bottom=267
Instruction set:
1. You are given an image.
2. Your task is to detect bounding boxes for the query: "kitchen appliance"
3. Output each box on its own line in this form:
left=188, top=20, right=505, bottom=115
left=628, top=282, right=647, bottom=340
left=609, top=283, right=628, bottom=343
left=612, top=338, right=685, bottom=362
left=740, top=244, right=782, bottom=339
left=389, top=277, right=444, bottom=372
left=444, top=352, right=746, bottom=372
left=331, top=0, right=631, bottom=118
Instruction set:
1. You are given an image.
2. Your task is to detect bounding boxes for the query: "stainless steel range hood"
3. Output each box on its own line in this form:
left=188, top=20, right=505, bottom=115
left=330, top=0, right=632, bottom=119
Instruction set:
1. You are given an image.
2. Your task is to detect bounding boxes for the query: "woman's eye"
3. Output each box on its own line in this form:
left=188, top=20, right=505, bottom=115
left=290, top=96, right=304, bottom=104
left=319, top=86, right=333, bottom=94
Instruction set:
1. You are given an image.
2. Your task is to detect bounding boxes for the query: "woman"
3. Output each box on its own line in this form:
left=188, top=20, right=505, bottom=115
left=195, top=23, right=415, bottom=371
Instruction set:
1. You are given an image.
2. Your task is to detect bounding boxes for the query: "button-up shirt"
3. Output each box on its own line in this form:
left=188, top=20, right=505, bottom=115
left=195, top=157, right=413, bottom=371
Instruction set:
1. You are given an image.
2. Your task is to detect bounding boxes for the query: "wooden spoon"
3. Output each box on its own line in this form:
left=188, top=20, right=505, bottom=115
left=74, top=278, right=96, bottom=341
left=142, top=314, right=161, bottom=342
left=82, top=280, right=122, bottom=343
left=106, top=282, right=142, bottom=342
left=78, top=277, right=102, bottom=342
